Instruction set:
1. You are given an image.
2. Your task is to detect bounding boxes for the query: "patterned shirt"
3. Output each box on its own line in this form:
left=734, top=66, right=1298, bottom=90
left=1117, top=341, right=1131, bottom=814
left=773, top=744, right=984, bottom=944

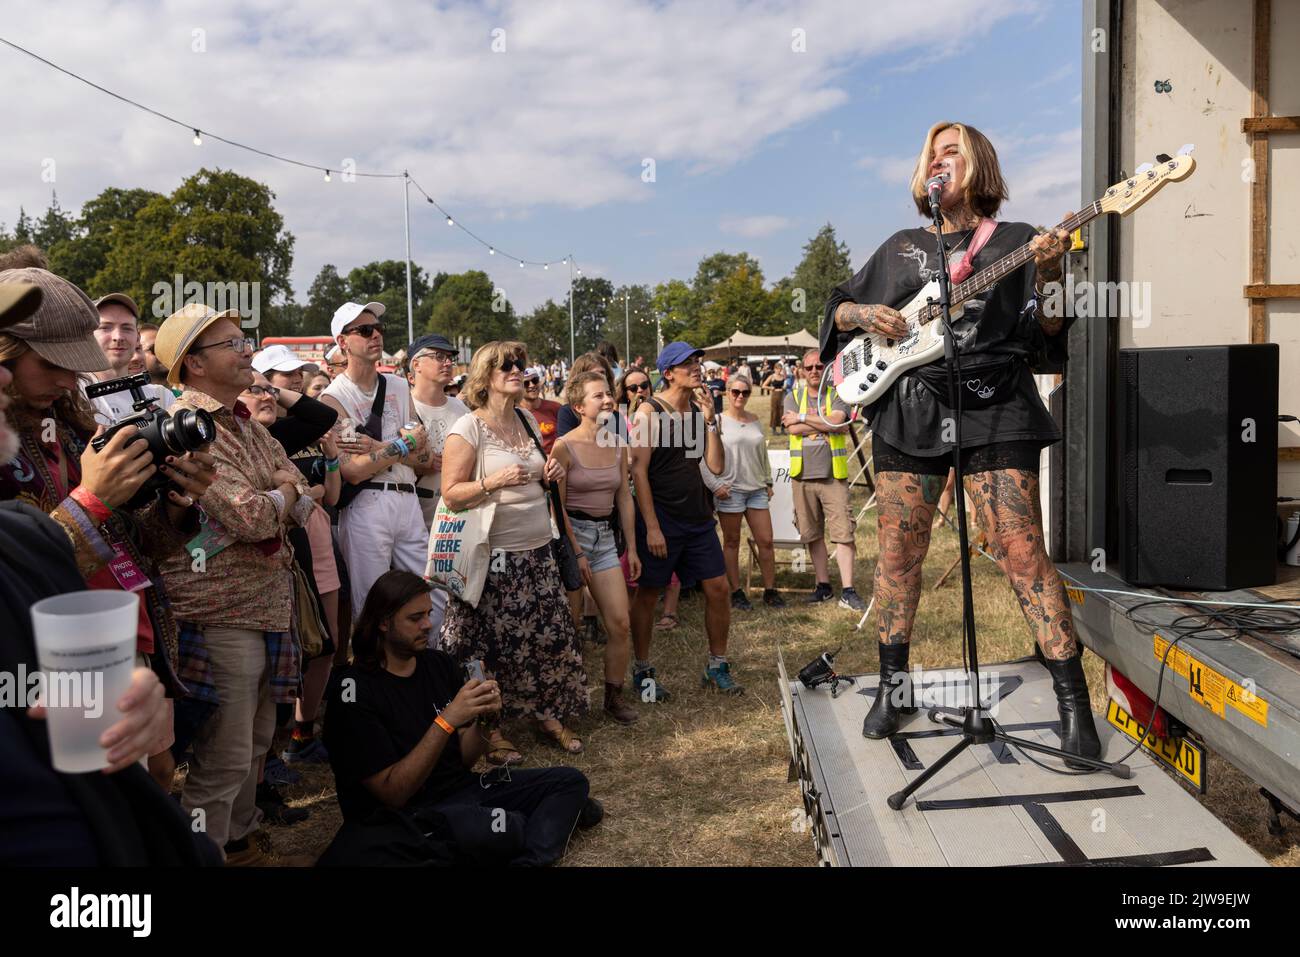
left=158, top=387, right=309, bottom=632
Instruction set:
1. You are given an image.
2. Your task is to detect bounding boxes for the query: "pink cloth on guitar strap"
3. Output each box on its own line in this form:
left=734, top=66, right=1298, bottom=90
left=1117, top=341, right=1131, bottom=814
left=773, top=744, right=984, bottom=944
left=948, top=218, right=997, bottom=284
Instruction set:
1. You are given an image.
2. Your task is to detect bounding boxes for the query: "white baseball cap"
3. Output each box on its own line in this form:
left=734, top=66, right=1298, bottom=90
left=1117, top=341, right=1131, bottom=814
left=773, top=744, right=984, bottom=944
left=252, top=343, right=313, bottom=374
left=325, top=345, right=342, bottom=362
left=330, top=301, right=386, bottom=340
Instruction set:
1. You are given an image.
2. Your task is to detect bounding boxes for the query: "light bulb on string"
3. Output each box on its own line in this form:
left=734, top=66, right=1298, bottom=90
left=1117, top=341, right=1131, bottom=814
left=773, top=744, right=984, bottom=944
left=323, top=169, right=331, bottom=182
left=488, top=247, right=495, bottom=255
left=518, top=261, right=524, bottom=268
left=192, top=129, right=202, bottom=146
left=446, top=216, right=454, bottom=226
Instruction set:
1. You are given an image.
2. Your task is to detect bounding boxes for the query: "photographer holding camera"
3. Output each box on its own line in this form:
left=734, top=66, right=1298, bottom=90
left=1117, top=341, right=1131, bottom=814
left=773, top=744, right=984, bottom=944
left=153, top=303, right=315, bottom=864
left=0, top=268, right=216, bottom=792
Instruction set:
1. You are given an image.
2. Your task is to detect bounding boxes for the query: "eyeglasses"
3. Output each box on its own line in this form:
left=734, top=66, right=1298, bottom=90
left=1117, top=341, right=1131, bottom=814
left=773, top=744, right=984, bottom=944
left=625, top=381, right=648, bottom=393
left=523, top=377, right=540, bottom=386
left=244, top=385, right=279, bottom=398
left=417, top=350, right=456, bottom=364
left=730, top=389, right=751, bottom=397
left=192, top=336, right=255, bottom=354
left=345, top=323, right=384, bottom=339
left=498, top=358, right=526, bottom=374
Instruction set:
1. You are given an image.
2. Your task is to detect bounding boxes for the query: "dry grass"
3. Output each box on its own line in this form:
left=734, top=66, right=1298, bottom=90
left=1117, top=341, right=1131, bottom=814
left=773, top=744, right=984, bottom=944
left=260, top=391, right=1299, bottom=866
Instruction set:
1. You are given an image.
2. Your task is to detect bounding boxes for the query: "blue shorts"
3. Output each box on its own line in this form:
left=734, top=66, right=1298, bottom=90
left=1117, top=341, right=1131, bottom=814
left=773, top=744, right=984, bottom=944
left=714, top=487, right=770, bottom=514
left=635, top=506, right=726, bottom=590
left=570, top=516, right=622, bottom=576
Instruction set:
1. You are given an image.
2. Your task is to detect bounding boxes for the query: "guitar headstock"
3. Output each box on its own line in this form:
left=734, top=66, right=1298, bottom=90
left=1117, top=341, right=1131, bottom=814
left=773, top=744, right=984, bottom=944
left=1099, top=145, right=1196, bottom=216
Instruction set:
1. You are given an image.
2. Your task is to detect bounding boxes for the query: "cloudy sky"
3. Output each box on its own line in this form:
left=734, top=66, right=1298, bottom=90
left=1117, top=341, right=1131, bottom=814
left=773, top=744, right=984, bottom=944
left=0, top=0, right=1082, bottom=317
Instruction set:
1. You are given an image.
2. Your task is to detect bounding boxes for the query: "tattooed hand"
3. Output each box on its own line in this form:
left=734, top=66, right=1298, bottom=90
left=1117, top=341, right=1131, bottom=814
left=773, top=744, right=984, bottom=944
left=834, top=302, right=909, bottom=338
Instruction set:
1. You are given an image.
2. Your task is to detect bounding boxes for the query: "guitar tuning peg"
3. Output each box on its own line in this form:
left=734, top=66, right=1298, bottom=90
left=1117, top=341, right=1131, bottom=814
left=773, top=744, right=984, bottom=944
left=1135, top=162, right=1153, bottom=174
left=1178, top=143, right=1196, bottom=155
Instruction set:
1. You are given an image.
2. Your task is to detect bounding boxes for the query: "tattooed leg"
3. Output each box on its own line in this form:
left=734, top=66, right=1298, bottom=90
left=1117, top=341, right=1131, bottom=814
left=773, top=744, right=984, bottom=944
left=963, top=468, right=1078, bottom=660
left=873, top=470, right=946, bottom=646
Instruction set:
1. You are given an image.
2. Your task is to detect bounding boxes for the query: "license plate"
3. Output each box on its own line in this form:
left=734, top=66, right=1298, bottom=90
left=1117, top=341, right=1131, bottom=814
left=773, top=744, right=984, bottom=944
left=1106, top=699, right=1206, bottom=793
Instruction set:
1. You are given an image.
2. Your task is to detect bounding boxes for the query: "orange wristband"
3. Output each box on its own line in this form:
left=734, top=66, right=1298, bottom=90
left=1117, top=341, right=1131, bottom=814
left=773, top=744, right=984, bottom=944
left=434, top=715, right=456, bottom=736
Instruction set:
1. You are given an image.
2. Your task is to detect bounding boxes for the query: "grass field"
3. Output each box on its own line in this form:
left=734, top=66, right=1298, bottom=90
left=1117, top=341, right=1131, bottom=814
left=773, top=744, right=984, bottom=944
left=264, top=391, right=1300, bottom=867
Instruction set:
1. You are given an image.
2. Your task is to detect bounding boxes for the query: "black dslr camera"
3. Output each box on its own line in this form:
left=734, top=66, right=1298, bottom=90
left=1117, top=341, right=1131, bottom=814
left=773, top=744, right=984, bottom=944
left=85, top=373, right=216, bottom=509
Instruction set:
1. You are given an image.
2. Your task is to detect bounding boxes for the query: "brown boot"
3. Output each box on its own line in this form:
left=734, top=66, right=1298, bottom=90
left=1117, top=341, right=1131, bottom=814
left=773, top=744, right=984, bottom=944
left=603, top=682, right=639, bottom=724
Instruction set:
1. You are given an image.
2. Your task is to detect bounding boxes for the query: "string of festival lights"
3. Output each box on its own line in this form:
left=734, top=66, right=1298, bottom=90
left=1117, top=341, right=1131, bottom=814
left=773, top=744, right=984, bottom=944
left=0, top=35, right=581, bottom=275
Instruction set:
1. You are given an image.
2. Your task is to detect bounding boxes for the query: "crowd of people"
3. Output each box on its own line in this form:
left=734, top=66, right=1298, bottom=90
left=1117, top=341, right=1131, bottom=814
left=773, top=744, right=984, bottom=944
left=0, top=243, right=863, bottom=868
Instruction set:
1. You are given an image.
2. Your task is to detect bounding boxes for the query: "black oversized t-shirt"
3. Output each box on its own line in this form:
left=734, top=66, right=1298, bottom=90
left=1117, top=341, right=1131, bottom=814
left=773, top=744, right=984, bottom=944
left=822, top=222, right=1067, bottom=456
left=323, top=650, right=475, bottom=822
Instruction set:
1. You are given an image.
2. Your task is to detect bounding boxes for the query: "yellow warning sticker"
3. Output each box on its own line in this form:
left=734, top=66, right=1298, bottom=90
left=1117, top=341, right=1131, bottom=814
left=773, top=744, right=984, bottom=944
left=1065, top=586, right=1085, bottom=606
left=1153, top=635, right=1269, bottom=727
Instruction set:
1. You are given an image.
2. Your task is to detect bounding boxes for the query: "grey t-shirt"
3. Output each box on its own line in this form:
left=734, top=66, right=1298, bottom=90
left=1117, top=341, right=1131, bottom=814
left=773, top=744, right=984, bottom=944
left=784, top=387, right=851, bottom=481
left=412, top=394, right=470, bottom=527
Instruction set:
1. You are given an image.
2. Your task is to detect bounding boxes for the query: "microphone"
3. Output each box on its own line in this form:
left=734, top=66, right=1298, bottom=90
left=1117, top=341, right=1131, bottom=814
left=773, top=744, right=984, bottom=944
left=925, top=172, right=950, bottom=208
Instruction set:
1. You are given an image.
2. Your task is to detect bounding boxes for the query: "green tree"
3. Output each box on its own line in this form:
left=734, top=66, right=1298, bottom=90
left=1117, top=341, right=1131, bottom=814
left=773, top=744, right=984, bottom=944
left=13, top=208, right=32, bottom=244
left=46, top=187, right=162, bottom=290
left=786, top=223, right=852, bottom=334
left=517, top=299, right=571, bottom=363
left=423, top=269, right=515, bottom=351
left=651, top=278, right=695, bottom=345
left=696, top=265, right=782, bottom=344
left=93, top=168, right=295, bottom=328
left=604, top=284, right=657, bottom=366
left=346, top=259, right=430, bottom=339
left=565, top=277, right=614, bottom=356
left=34, top=193, right=75, bottom=250
left=302, top=264, right=349, bottom=335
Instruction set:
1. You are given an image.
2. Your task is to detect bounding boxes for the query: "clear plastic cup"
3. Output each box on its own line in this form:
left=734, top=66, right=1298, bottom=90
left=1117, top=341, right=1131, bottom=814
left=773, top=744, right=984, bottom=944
left=30, top=590, right=139, bottom=773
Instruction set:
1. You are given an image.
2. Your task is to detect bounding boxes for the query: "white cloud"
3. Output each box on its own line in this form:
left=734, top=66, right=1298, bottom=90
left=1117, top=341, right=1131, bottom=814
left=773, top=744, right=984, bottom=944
left=857, top=154, right=919, bottom=186
left=719, top=215, right=792, bottom=238
left=0, top=0, right=1046, bottom=309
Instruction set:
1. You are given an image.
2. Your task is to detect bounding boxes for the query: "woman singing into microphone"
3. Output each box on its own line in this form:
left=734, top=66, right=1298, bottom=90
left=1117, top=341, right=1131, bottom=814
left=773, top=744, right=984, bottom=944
left=823, top=121, right=1100, bottom=767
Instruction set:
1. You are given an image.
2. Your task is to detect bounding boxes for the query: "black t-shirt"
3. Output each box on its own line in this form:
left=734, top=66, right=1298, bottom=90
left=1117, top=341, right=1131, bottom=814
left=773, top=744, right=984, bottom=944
left=323, top=650, right=475, bottom=821
left=822, top=222, right=1068, bottom=456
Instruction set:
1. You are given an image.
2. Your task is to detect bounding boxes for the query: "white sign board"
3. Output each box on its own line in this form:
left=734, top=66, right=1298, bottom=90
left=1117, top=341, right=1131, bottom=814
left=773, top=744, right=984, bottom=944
left=767, top=449, right=801, bottom=545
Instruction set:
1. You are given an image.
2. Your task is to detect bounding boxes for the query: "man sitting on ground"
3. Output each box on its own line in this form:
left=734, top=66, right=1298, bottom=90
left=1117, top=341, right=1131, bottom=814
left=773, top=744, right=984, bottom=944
left=323, top=570, right=600, bottom=866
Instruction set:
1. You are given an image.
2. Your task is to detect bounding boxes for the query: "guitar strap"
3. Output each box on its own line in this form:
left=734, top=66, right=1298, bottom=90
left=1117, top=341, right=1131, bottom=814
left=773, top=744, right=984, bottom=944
left=948, top=218, right=997, bottom=284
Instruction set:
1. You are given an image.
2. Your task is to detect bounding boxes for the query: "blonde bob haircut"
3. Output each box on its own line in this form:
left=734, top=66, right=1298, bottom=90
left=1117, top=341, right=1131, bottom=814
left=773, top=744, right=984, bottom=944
left=566, top=370, right=610, bottom=409
left=909, top=122, right=1009, bottom=219
left=462, top=340, right=528, bottom=411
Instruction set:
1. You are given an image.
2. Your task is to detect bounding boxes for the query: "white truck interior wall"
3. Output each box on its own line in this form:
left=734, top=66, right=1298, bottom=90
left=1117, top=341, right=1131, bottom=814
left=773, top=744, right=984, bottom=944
left=1118, top=0, right=1298, bottom=498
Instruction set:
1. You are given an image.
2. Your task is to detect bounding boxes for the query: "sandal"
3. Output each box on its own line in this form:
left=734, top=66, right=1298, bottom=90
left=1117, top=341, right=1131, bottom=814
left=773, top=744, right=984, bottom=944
left=537, top=722, right=584, bottom=755
left=485, top=736, right=523, bottom=767
left=654, top=612, right=678, bottom=631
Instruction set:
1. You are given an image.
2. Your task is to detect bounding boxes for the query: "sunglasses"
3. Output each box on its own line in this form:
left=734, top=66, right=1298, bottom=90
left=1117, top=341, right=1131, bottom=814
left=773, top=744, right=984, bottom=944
left=804, top=364, right=824, bottom=372
left=625, top=381, right=649, bottom=393
left=346, top=323, right=384, bottom=339
left=498, top=358, right=526, bottom=374
left=523, top=376, right=540, bottom=385
left=730, top=389, right=751, bottom=397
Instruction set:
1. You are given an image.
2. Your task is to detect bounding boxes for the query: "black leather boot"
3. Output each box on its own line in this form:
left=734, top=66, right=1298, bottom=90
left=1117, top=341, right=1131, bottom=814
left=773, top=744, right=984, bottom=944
left=862, top=642, right=917, bottom=739
left=1042, top=653, right=1103, bottom=769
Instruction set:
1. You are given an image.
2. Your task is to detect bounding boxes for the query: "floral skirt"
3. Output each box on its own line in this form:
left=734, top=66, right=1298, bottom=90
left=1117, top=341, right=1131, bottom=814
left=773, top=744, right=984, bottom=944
left=440, top=543, right=589, bottom=723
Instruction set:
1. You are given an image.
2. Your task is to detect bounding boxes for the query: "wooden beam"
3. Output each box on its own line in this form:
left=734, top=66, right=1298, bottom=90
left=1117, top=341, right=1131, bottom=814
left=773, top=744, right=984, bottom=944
left=1248, top=0, right=1271, bottom=344
left=1280, top=447, right=1300, bottom=463
left=1244, top=284, right=1300, bottom=299
left=1242, top=116, right=1300, bottom=133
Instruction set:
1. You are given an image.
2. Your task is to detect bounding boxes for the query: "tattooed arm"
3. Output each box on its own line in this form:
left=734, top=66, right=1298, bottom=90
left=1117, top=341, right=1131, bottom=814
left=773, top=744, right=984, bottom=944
left=833, top=302, right=910, bottom=338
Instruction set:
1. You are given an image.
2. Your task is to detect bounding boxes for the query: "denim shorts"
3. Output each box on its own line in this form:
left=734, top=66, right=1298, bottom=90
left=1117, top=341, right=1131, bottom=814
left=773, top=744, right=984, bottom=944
left=714, top=487, right=770, bottom=514
left=570, top=516, right=622, bottom=574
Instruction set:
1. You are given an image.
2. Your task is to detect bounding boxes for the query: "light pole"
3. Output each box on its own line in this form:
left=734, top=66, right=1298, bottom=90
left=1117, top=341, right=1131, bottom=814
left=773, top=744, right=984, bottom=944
left=567, top=254, right=576, bottom=365
left=624, top=289, right=630, bottom=368
left=402, top=171, right=414, bottom=346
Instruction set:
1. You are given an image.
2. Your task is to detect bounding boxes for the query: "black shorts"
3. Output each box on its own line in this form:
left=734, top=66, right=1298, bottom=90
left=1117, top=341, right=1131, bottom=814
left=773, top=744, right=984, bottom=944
left=871, top=433, right=1042, bottom=477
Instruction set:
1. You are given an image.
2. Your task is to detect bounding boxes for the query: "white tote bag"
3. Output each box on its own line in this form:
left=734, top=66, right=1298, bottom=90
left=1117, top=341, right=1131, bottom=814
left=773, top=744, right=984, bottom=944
left=425, top=417, right=496, bottom=607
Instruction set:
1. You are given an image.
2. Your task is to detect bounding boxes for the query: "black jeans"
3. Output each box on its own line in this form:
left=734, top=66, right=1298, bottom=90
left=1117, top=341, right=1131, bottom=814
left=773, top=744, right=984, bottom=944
left=429, top=766, right=589, bottom=866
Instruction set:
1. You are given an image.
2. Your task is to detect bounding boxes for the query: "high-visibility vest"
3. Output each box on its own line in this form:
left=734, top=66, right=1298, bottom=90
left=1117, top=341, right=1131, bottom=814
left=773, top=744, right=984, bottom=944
left=789, top=387, right=847, bottom=479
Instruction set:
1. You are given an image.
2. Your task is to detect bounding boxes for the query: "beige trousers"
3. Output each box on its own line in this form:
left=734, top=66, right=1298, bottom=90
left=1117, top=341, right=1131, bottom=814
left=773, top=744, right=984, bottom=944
left=180, top=625, right=276, bottom=852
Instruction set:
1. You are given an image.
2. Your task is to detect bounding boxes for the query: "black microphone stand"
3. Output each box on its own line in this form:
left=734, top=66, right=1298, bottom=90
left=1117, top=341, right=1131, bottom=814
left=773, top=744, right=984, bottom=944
left=886, top=189, right=1127, bottom=811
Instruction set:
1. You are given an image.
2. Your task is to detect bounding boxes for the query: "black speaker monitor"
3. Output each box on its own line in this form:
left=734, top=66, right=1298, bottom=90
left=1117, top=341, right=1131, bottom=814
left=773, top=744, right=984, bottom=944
left=1116, top=344, right=1278, bottom=590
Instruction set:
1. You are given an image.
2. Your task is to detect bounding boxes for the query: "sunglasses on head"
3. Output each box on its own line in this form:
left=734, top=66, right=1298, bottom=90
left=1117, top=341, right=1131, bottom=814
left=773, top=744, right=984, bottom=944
left=499, top=357, right=526, bottom=374
left=346, top=323, right=384, bottom=339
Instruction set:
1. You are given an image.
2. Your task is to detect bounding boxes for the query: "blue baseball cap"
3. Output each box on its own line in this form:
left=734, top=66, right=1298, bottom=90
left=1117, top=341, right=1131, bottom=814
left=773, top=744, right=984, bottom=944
left=656, top=340, right=704, bottom=374
left=408, top=333, right=456, bottom=359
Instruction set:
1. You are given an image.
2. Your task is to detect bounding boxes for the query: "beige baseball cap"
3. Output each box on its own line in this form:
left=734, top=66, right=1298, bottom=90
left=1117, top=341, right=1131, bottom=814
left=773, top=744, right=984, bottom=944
left=155, top=303, right=243, bottom=387
left=0, top=268, right=109, bottom=372
left=93, top=292, right=140, bottom=318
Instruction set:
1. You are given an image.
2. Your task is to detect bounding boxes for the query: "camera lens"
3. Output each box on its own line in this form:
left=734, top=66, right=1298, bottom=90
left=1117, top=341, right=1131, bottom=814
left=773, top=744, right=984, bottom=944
left=157, top=408, right=216, bottom=454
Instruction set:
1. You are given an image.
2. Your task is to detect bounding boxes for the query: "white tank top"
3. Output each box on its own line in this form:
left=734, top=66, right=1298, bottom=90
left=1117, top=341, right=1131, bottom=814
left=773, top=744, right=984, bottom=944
left=323, top=371, right=417, bottom=484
